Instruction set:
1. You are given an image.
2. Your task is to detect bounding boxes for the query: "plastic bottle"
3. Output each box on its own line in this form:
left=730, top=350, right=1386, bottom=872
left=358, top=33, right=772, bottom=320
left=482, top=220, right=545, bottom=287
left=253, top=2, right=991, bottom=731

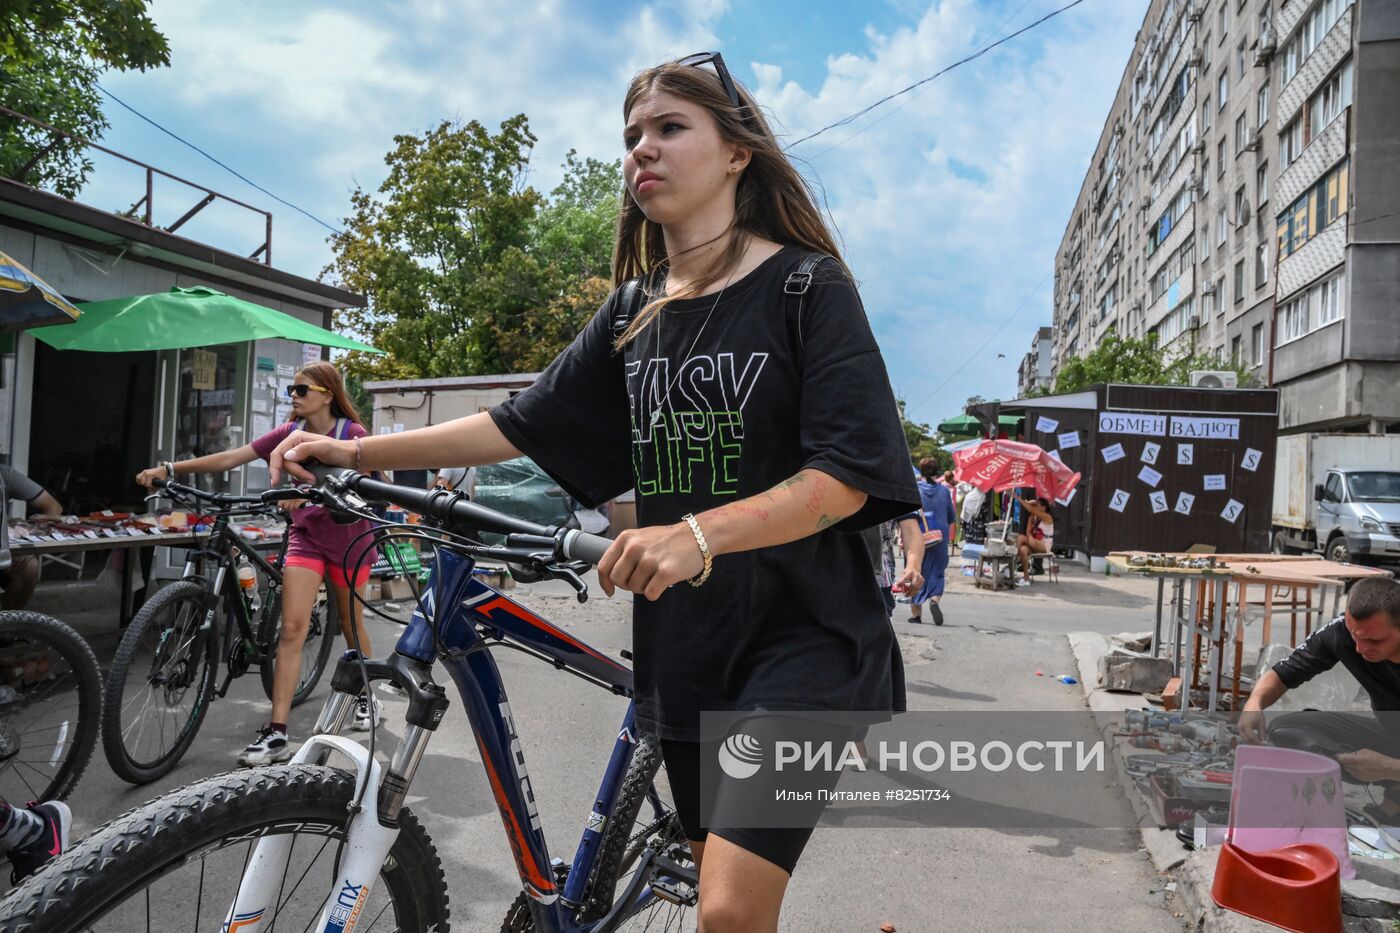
left=1055, top=674, right=1079, bottom=685
left=236, top=556, right=262, bottom=612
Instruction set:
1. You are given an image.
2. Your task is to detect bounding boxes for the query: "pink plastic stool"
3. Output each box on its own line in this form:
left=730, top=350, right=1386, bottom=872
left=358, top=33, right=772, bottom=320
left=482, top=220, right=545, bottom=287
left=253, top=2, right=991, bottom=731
left=1227, top=745, right=1355, bottom=880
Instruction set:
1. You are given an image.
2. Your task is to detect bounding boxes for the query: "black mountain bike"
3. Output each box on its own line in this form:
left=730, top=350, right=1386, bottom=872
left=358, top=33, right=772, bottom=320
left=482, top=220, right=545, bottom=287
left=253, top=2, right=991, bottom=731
left=100, top=479, right=338, bottom=784
left=0, top=610, right=102, bottom=804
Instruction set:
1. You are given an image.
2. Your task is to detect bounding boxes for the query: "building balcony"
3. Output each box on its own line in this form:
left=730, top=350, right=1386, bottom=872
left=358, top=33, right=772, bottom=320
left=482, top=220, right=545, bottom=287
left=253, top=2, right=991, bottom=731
left=1278, top=220, right=1346, bottom=299
left=1276, top=108, right=1349, bottom=210
left=1278, top=5, right=1354, bottom=124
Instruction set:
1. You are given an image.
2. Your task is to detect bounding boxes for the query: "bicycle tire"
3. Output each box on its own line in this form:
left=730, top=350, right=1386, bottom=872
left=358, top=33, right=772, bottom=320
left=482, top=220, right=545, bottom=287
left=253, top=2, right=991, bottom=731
left=257, top=586, right=337, bottom=707
left=100, top=580, right=217, bottom=785
left=501, top=731, right=691, bottom=932
left=0, top=763, right=449, bottom=932
left=0, top=611, right=102, bottom=803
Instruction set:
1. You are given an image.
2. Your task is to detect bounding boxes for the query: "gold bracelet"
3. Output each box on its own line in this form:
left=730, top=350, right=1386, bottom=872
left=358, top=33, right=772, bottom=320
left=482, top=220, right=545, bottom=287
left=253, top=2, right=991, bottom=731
left=682, top=513, right=713, bottom=587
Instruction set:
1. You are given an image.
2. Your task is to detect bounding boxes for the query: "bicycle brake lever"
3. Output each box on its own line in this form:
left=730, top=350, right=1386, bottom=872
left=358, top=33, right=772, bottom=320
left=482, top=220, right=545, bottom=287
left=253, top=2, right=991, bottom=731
left=554, top=565, right=589, bottom=603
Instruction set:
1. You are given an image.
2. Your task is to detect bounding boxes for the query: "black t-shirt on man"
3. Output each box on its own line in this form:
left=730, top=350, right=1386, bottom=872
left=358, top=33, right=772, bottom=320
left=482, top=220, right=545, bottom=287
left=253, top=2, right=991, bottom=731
left=491, top=246, right=919, bottom=740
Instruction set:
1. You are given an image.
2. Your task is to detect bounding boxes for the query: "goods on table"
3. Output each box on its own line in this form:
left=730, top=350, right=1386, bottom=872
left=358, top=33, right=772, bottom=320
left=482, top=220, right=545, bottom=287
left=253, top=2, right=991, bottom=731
left=1127, top=553, right=1226, bottom=570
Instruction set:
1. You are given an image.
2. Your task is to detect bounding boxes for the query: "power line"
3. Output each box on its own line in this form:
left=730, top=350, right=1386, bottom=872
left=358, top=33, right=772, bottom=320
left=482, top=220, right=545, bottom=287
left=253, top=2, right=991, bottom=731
left=908, top=268, right=1053, bottom=415
left=97, top=83, right=343, bottom=235
left=785, top=0, right=1089, bottom=152
left=801, top=0, right=1039, bottom=162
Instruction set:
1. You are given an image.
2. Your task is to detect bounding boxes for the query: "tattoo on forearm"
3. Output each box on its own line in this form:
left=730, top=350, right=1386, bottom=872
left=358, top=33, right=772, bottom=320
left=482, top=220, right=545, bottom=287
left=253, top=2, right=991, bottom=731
left=816, top=514, right=839, bottom=530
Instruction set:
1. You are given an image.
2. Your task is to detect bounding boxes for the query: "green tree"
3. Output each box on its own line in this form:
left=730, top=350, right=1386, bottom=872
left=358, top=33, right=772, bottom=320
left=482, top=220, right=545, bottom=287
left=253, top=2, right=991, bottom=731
left=326, top=120, right=624, bottom=380
left=0, top=1, right=169, bottom=197
left=1053, top=333, right=1255, bottom=394
left=897, top=399, right=951, bottom=473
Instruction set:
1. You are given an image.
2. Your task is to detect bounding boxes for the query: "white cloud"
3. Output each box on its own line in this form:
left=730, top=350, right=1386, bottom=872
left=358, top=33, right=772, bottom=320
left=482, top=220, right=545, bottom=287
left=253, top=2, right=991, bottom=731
left=93, top=0, right=1146, bottom=420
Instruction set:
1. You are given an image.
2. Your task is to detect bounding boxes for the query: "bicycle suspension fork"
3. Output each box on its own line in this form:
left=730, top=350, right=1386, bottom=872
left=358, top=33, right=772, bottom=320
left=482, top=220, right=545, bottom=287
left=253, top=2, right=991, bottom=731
left=223, top=651, right=448, bottom=933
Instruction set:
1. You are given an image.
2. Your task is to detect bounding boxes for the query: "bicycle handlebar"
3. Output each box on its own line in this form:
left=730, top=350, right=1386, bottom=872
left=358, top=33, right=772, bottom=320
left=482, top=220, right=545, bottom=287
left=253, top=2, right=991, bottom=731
left=151, top=477, right=304, bottom=511
left=304, top=465, right=614, bottom=566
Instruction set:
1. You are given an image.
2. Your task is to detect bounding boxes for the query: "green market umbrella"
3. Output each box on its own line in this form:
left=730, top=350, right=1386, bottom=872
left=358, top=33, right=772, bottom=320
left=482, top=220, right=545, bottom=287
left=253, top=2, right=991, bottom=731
left=936, top=413, right=1022, bottom=437
left=0, top=251, right=81, bottom=332
left=30, top=286, right=381, bottom=354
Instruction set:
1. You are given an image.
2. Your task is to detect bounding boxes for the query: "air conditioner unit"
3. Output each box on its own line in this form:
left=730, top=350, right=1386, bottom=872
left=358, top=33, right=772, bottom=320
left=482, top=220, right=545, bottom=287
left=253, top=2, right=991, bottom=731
left=1255, top=27, right=1277, bottom=63
left=1189, top=139, right=1206, bottom=155
left=1186, top=1, right=1205, bottom=23
left=1186, top=51, right=1203, bottom=69
left=1202, top=281, right=1218, bottom=296
left=1187, top=172, right=1202, bottom=191
left=1141, top=194, right=1153, bottom=210
left=1187, top=314, right=1202, bottom=330
left=1244, top=127, right=1261, bottom=151
left=1191, top=370, right=1239, bottom=388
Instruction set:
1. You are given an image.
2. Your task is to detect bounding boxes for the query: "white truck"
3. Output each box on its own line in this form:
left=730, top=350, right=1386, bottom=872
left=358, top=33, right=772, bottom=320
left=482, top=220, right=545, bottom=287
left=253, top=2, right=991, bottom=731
left=1271, top=434, right=1400, bottom=563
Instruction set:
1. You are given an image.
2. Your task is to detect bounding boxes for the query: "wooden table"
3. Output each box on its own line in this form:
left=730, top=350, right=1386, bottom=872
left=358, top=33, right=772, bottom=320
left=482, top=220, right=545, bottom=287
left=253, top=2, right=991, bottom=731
left=974, top=551, right=1018, bottom=591
left=1106, top=552, right=1390, bottom=711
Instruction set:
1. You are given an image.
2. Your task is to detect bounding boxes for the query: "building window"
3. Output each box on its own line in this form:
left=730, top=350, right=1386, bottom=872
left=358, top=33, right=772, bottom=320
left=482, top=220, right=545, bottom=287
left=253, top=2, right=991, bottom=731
left=1231, top=335, right=1242, bottom=362
left=1234, top=113, right=1247, bottom=154
left=1218, top=71, right=1229, bottom=109
left=1217, top=206, right=1228, bottom=245
left=1236, top=40, right=1247, bottom=79
left=1202, top=95, right=1212, bottom=131
left=1217, top=138, right=1226, bottom=174
left=1276, top=158, right=1350, bottom=259
left=1201, top=221, right=1211, bottom=259
left=1251, top=323, right=1264, bottom=365
left=1234, top=259, right=1245, bottom=302
left=1277, top=270, right=1346, bottom=345
left=1202, top=157, right=1211, bottom=195
left=1218, top=2, right=1227, bottom=38
left=1256, top=242, right=1269, bottom=286
left=1234, top=185, right=1247, bottom=226
left=1279, top=118, right=1303, bottom=165
left=1307, top=59, right=1354, bottom=144
left=1203, top=32, right=1212, bottom=66
left=1256, top=83, right=1269, bottom=125
left=1256, top=161, right=1269, bottom=205
left=1216, top=276, right=1226, bottom=313
left=1283, top=0, right=1355, bottom=85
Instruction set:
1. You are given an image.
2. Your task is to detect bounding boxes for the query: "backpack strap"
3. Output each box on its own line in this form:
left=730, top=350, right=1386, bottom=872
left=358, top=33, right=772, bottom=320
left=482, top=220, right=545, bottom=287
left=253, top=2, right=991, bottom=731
left=293, top=417, right=307, bottom=431
left=333, top=417, right=349, bottom=440
left=611, top=276, right=648, bottom=339
left=784, top=252, right=834, bottom=364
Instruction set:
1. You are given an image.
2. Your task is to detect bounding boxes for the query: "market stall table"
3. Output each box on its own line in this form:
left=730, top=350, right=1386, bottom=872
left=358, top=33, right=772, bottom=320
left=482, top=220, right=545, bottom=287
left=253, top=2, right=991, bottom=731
left=1106, top=552, right=1390, bottom=712
left=10, top=518, right=286, bottom=627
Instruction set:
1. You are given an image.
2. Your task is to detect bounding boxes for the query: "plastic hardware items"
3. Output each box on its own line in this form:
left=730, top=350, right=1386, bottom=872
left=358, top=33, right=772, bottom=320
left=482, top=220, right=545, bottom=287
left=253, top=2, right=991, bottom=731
left=236, top=556, right=262, bottom=613
left=1210, top=842, right=1342, bottom=933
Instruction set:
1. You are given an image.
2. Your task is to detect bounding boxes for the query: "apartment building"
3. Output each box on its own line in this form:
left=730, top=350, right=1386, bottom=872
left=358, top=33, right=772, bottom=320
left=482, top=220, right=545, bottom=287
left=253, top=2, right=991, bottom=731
left=1045, top=0, right=1400, bottom=432
left=1017, top=326, right=1054, bottom=396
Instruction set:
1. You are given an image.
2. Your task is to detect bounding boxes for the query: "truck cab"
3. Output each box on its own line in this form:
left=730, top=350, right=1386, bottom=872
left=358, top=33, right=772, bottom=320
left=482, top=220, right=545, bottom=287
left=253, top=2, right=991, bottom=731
left=1314, top=469, right=1400, bottom=563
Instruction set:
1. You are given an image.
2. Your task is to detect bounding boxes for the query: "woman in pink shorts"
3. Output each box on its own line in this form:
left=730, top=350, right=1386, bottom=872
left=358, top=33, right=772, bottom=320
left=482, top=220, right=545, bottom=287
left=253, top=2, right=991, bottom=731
left=137, top=361, right=378, bottom=766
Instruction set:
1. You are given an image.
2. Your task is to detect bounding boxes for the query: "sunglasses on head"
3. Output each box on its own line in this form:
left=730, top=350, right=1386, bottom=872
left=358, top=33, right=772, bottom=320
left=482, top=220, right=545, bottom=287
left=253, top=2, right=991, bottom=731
left=678, top=51, right=742, bottom=109
left=285, top=383, right=330, bottom=399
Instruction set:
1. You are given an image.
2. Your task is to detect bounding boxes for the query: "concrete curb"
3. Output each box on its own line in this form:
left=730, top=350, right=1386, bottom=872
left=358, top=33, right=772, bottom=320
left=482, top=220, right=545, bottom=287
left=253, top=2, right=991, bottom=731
left=1065, top=631, right=1385, bottom=932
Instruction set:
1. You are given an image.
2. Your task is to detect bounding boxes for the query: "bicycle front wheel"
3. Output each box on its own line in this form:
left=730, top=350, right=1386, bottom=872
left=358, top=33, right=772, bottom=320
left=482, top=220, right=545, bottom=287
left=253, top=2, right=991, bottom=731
left=0, top=764, right=449, bottom=931
left=258, top=586, right=338, bottom=707
left=0, top=611, right=102, bottom=803
left=101, top=580, right=217, bottom=784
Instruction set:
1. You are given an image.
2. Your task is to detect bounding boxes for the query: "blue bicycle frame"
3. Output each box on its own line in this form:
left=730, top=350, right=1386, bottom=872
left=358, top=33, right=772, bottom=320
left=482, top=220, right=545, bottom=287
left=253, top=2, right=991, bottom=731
left=355, top=544, right=679, bottom=931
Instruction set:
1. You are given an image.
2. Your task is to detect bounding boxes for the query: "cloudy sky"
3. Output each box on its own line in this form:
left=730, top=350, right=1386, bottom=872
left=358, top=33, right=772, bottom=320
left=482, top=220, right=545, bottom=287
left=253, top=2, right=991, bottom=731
left=85, top=0, right=1148, bottom=425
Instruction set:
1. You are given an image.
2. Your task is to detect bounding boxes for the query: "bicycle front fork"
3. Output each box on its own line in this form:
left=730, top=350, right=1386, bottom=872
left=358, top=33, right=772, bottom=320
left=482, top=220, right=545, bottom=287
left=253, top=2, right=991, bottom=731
left=224, top=650, right=448, bottom=933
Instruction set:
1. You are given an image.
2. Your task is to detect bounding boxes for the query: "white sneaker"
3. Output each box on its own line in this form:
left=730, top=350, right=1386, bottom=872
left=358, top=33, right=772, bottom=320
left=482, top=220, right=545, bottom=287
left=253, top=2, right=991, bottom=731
left=353, top=692, right=383, bottom=732
left=239, top=726, right=292, bottom=766
left=1014, top=578, right=1031, bottom=588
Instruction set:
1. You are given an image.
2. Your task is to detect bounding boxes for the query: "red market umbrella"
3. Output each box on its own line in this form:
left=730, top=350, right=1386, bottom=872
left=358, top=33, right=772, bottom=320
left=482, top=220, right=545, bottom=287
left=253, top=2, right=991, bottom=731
left=953, top=439, right=1081, bottom=502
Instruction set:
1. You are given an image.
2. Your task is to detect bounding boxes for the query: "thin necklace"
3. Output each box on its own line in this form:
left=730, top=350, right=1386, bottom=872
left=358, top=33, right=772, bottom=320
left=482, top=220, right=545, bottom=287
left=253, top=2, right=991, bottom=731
left=649, top=276, right=731, bottom=428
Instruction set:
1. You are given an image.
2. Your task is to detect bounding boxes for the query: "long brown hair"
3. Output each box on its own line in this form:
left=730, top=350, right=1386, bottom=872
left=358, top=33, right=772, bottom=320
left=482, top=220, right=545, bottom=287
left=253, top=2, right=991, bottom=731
left=292, top=361, right=364, bottom=427
left=613, top=58, right=847, bottom=348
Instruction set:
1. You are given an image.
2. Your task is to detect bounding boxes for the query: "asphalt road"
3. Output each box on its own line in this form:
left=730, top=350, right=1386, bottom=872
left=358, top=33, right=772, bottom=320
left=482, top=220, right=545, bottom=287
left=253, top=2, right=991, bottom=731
left=30, top=563, right=1186, bottom=931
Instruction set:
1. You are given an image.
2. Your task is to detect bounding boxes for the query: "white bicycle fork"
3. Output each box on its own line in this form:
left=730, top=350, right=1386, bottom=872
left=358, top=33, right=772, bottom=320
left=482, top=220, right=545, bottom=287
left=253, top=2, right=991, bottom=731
left=221, top=732, right=400, bottom=933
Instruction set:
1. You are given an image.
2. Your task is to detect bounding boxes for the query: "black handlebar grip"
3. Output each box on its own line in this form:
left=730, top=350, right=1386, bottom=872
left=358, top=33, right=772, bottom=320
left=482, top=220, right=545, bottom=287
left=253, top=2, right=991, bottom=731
left=560, top=529, right=613, bottom=566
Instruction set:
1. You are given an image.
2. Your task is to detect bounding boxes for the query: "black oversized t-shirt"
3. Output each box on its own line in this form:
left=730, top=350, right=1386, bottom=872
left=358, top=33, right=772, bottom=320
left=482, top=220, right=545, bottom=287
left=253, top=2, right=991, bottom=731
left=491, top=246, right=919, bottom=740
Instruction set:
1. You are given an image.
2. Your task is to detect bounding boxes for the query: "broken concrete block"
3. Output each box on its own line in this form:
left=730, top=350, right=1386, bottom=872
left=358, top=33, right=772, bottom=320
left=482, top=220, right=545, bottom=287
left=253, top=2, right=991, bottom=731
left=1098, top=649, right=1174, bottom=694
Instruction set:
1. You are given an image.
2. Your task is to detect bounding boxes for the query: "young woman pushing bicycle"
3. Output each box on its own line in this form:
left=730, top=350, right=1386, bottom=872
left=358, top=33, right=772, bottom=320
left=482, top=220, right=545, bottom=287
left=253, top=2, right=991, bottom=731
left=137, top=361, right=379, bottom=766
left=271, top=55, right=917, bottom=931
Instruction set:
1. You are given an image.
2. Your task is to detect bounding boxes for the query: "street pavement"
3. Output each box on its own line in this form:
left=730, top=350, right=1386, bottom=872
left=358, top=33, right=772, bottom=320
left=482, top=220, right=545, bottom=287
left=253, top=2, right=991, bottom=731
left=38, top=561, right=1187, bottom=930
